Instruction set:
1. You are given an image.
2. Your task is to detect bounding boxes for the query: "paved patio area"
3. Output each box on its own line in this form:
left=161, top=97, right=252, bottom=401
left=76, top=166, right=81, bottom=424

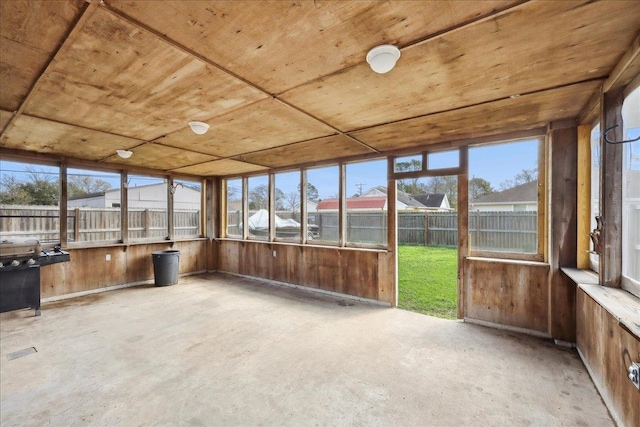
left=1, top=273, right=612, bottom=426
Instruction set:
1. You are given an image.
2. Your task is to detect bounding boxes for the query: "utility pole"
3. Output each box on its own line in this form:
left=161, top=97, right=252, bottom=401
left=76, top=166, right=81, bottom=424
left=355, top=183, right=365, bottom=196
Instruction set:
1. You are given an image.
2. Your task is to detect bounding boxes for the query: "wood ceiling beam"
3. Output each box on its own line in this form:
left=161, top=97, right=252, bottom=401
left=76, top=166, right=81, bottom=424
left=0, top=0, right=101, bottom=140
left=603, top=31, right=640, bottom=93
left=99, top=1, right=379, bottom=154
left=346, top=77, right=605, bottom=135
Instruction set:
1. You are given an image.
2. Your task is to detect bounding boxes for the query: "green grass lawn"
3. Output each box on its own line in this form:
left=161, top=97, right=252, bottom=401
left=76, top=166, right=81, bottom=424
left=398, top=245, right=458, bottom=319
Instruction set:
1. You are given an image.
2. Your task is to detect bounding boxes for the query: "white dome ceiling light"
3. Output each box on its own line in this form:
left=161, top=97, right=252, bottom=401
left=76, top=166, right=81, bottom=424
left=116, top=149, right=133, bottom=159
left=366, top=45, right=401, bottom=74
left=189, top=121, right=210, bottom=135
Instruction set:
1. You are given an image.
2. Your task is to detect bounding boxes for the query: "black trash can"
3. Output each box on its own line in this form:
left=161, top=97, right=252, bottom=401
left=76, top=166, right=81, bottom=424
left=152, top=250, right=180, bottom=286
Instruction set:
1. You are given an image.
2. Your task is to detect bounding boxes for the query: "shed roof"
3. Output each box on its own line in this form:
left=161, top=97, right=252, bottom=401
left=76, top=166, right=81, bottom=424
left=471, top=181, right=538, bottom=204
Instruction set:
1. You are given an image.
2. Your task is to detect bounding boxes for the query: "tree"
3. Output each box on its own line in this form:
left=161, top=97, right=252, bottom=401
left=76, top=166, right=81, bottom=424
left=0, top=168, right=59, bottom=206
left=499, top=168, right=538, bottom=190
left=395, top=159, right=426, bottom=194
left=249, top=184, right=285, bottom=210
left=469, top=177, right=494, bottom=200
left=424, top=176, right=458, bottom=209
left=282, top=191, right=300, bottom=211
left=68, top=175, right=112, bottom=198
left=298, top=182, right=319, bottom=201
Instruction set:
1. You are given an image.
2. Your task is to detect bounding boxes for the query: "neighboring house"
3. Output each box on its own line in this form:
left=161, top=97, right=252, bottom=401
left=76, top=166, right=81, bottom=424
left=316, top=186, right=452, bottom=212
left=68, top=183, right=201, bottom=210
left=470, top=181, right=538, bottom=212
left=411, top=193, right=452, bottom=211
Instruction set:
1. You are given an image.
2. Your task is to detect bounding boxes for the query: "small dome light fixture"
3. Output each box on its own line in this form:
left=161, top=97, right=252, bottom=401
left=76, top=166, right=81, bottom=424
left=189, top=121, right=210, bottom=135
left=116, top=149, right=133, bottom=159
left=366, top=44, right=401, bottom=74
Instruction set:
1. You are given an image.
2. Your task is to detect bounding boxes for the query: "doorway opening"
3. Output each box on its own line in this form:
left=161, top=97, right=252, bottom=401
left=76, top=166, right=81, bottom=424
left=396, top=175, right=459, bottom=319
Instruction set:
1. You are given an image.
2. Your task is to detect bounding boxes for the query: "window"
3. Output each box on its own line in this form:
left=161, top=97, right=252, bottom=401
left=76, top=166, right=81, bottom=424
left=428, top=150, right=459, bottom=169
left=346, top=159, right=387, bottom=246
left=225, top=178, right=243, bottom=238
left=127, top=175, right=168, bottom=240
left=247, top=175, right=269, bottom=240
left=621, top=85, right=640, bottom=296
left=589, top=123, right=601, bottom=272
left=67, top=167, right=121, bottom=243
left=275, top=171, right=301, bottom=241
left=173, top=179, right=201, bottom=238
left=0, top=160, right=60, bottom=244
left=468, top=139, right=541, bottom=256
left=307, top=166, right=339, bottom=244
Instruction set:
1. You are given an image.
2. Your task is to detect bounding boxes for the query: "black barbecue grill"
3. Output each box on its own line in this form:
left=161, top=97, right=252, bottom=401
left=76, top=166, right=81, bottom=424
left=0, top=238, right=70, bottom=316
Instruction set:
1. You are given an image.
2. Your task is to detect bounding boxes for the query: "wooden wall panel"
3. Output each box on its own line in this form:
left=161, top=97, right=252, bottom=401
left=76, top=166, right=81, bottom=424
left=216, top=240, right=389, bottom=302
left=465, top=258, right=550, bottom=333
left=40, top=240, right=208, bottom=298
left=577, top=289, right=640, bottom=427
left=548, top=126, right=578, bottom=342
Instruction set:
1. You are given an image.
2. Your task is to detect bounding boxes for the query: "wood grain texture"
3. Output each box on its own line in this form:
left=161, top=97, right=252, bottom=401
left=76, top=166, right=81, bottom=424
left=465, top=258, right=550, bottom=333
left=548, top=126, right=578, bottom=342
left=0, top=110, right=13, bottom=133
left=106, top=0, right=517, bottom=94
left=576, top=125, right=591, bottom=269
left=236, top=134, right=375, bottom=168
left=22, top=7, right=266, bottom=141
left=282, top=1, right=639, bottom=131
left=577, top=288, right=640, bottom=427
left=350, top=81, right=601, bottom=152
left=40, top=240, right=208, bottom=297
left=172, top=159, right=268, bottom=176
left=0, top=0, right=85, bottom=111
left=157, top=98, right=334, bottom=158
left=217, top=240, right=388, bottom=301
left=1, top=114, right=142, bottom=160
left=104, top=143, right=217, bottom=170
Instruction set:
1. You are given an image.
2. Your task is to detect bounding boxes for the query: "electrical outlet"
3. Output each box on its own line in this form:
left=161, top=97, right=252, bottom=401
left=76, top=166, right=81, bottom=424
left=629, top=362, right=640, bottom=390
left=105, top=254, right=111, bottom=262
left=273, top=250, right=277, bottom=257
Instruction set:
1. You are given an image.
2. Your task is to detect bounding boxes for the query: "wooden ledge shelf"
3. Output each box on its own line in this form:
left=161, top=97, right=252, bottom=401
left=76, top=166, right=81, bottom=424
left=561, top=267, right=599, bottom=285
left=579, top=284, right=640, bottom=339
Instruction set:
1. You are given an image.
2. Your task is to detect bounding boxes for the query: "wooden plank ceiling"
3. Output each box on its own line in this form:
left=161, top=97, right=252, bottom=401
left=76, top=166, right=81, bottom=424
left=1, top=0, right=639, bottom=177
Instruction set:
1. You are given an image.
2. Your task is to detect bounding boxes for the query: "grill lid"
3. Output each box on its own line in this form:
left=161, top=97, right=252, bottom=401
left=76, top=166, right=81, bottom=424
left=0, top=238, right=42, bottom=258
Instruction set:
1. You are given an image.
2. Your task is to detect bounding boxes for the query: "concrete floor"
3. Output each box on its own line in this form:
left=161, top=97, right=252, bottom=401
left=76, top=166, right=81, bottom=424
left=1, top=273, right=612, bottom=426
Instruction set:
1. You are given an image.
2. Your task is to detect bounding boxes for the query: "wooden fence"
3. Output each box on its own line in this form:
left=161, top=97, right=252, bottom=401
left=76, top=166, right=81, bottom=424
left=228, top=210, right=536, bottom=251
left=0, top=206, right=200, bottom=242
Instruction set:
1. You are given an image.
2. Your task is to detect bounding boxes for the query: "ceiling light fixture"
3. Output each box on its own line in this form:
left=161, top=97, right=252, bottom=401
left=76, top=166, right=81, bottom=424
left=116, top=149, right=133, bottom=159
left=189, top=121, right=210, bottom=135
left=366, top=44, right=401, bottom=74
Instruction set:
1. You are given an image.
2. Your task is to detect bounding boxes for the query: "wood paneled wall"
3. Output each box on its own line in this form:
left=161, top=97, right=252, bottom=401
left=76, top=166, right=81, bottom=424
left=216, top=240, right=394, bottom=303
left=577, top=289, right=640, bottom=427
left=40, top=240, right=208, bottom=298
left=464, top=258, right=550, bottom=333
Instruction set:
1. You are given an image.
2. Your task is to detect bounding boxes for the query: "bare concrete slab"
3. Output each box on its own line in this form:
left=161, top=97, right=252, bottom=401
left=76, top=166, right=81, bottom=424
left=1, top=273, right=612, bottom=426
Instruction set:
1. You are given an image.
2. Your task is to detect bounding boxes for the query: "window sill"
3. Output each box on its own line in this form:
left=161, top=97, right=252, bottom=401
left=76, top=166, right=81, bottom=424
left=465, top=256, right=549, bottom=267
left=64, top=237, right=208, bottom=250
left=561, top=267, right=599, bottom=285
left=214, top=238, right=389, bottom=253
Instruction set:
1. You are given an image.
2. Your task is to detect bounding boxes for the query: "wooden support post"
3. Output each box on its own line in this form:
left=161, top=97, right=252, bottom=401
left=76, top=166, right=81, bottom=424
left=457, top=174, right=469, bottom=319
left=576, top=125, right=592, bottom=269
left=548, top=126, right=578, bottom=342
left=121, top=171, right=128, bottom=244
left=384, top=167, right=398, bottom=306
left=242, top=178, right=249, bottom=240
left=167, top=177, right=174, bottom=240
left=301, top=170, right=308, bottom=244
left=60, top=163, right=68, bottom=247
left=74, top=208, right=80, bottom=242
left=600, top=88, right=624, bottom=288
left=268, top=173, right=275, bottom=242
left=339, top=163, right=346, bottom=247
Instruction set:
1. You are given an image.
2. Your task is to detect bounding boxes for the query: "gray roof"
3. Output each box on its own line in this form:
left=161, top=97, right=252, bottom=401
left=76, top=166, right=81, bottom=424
left=412, top=194, right=446, bottom=208
left=471, top=180, right=537, bottom=204
left=369, top=186, right=427, bottom=208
